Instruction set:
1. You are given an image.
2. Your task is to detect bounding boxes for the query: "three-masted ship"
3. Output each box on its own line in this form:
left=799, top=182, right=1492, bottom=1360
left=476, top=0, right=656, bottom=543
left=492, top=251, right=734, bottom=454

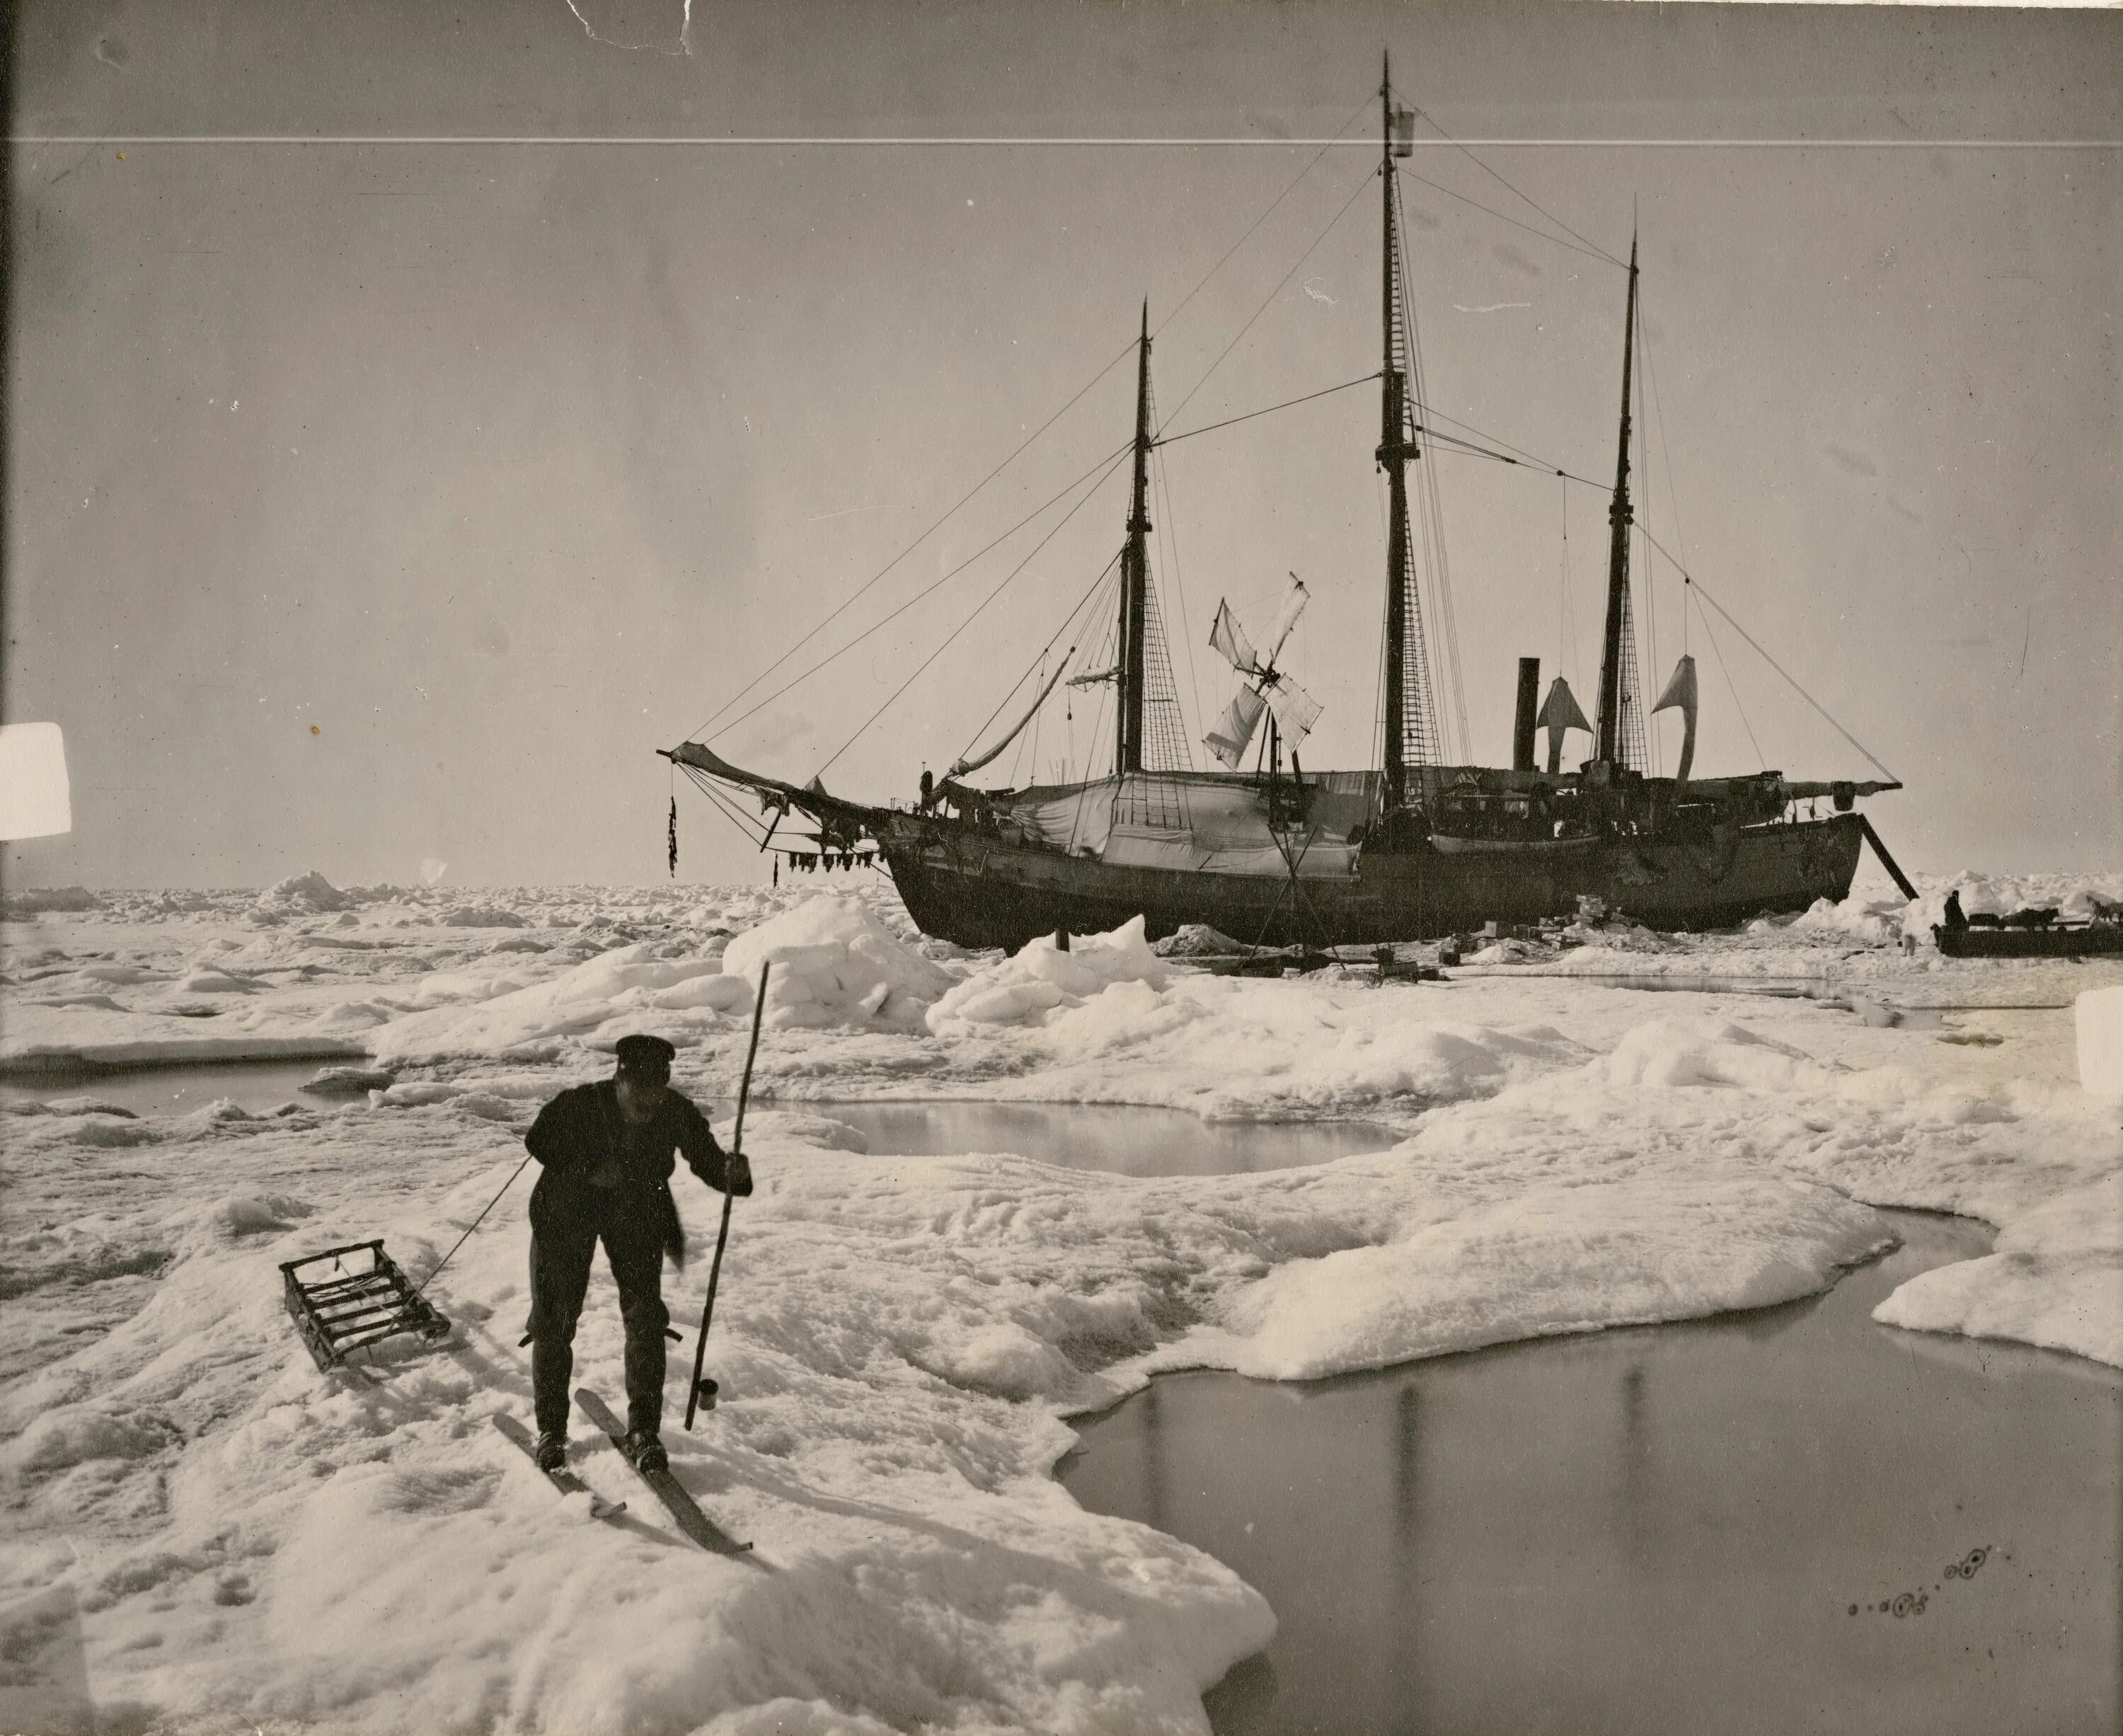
left=669, top=65, right=1902, bottom=952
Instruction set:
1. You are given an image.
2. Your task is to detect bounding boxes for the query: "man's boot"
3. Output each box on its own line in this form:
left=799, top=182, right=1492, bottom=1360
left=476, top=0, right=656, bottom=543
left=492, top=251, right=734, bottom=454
left=623, top=1427, right=668, bottom=1474
left=534, top=1430, right=568, bottom=1473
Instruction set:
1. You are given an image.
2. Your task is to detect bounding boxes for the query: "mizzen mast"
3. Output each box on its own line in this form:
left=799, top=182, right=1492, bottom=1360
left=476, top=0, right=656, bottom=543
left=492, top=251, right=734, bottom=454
left=1594, top=234, right=1646, bottom=769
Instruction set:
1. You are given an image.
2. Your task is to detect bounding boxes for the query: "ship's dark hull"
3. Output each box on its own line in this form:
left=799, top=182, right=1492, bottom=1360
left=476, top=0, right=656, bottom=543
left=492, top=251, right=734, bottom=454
left=878, top=812, right=1866, bottom=951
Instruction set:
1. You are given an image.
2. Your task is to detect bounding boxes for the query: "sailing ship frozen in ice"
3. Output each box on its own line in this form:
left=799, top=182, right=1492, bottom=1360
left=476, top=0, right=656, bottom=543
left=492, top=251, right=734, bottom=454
left=669, top=64, right=1904, bottom=951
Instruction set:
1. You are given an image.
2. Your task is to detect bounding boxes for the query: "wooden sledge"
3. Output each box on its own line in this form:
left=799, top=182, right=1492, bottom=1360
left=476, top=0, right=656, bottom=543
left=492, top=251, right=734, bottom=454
left=280, top=1240, right=451, bottom=1371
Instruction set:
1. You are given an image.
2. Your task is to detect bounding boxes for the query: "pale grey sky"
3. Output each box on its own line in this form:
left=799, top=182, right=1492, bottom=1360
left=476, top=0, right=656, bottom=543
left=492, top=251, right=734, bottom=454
left=6, top=1, right=2119, bottom=887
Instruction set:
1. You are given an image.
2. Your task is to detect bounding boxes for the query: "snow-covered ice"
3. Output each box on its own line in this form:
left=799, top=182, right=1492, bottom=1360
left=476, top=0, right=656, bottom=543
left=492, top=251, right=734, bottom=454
left=1, top=871, right=2117, bottom=1733
left=2079, top=984, right=2123, bottom=1100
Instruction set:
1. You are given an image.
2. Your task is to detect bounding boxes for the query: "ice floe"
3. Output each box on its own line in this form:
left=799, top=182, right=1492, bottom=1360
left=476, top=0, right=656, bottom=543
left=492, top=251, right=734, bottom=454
left=0, top=870, right=2117, bottom=1734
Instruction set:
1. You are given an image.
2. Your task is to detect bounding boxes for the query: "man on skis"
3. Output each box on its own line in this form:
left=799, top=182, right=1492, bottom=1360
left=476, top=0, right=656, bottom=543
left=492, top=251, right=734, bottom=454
left=522, top=1033, right=752, bottom=1473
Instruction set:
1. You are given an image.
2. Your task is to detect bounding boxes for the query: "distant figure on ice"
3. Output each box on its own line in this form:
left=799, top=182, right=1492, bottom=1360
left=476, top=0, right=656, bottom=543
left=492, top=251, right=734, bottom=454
left=522, top=1034, right=752, bottom=1473
left=1943, top=890, right=1967, bottom=931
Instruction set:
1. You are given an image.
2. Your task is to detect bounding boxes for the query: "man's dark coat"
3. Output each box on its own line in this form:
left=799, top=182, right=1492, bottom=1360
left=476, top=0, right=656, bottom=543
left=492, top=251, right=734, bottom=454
left=523, top=1079, right=746, bottom=1264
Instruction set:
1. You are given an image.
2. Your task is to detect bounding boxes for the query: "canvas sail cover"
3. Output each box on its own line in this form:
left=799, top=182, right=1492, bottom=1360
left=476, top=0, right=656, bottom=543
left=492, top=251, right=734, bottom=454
left=1536, top=676, right=1592, bottom=737
left=1101, top=769, right=1358, bottom=878
left=1535, top=675, right=1592, bottom=773
left=1001, top=780, right=1121, bottom=856
left=949, top=657, right=1074, bottom=778
left=1650, top=654, right=1698, bottom=718
left=1651, top=654, right=1700, bottom=782
left=994, top=770, right=1375, bottom=880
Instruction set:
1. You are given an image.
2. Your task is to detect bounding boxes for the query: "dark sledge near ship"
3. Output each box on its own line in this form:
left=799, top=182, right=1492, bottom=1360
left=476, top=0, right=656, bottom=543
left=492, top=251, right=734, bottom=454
left=670, top=63, right=1906, bottom=953
left=1933, top=912, right=2123, bottom=960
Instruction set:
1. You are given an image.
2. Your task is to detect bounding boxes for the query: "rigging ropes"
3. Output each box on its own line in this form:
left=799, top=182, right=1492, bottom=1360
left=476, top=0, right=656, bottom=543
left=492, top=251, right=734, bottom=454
left=1397, top=171, right=1471, bottom=763
left=1637, top=280, right=1659, bottom=778
left=950, top=554, right=1121, bottom=771
left=1152, top=91, right=1377, bottom=342
left=1151, top=442, right=1204, bottom=745
left=1380, top=203, right=1445, bottom=776
left=1153, top=373, right=1382, bottom=448
left=1394, top=165, right=1623, bottom=272
left=1689, top=585, right=1766, bottom=770
left=1137, top=369, right=1193, bottom=774
left=1640, top=544, right=1902, bottom=786
left=813, top=447, right=1134, bottom=778
left=684, top=343, right=1136, bottom=746
left=1402, top=103, right=1628, bottom=271
left=684, top=90, right=1374, bottom=755
left=953, top=656, right=1076, bottom=779
left=1136, top=558, right=1194, bottom=774
left=1154, top=162, right=1378, bottom=439
left=709, top=439, right=1129, bottom=742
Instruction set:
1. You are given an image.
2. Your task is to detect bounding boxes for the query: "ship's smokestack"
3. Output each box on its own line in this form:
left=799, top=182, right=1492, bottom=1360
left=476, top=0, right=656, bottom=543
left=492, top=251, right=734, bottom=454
left=1512, top=657, right=1541, bottom=772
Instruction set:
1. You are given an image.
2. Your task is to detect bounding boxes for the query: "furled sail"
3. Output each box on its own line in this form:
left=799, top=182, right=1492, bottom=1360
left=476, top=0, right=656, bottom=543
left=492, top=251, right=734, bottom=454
left=949, top=656, right=1075, bottom=778
left=1536, top=675, right=1592, bottom=774
left=1650, top=653, right=1700, bottom=783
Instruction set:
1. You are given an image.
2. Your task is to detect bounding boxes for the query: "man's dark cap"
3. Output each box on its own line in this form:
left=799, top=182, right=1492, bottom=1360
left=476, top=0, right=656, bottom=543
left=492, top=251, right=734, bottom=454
left=614, top=1034, right=677, bottom=1081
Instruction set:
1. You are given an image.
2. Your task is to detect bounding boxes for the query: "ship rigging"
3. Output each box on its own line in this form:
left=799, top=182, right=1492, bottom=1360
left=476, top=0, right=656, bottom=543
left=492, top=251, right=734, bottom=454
left=667, top=59, right=1909, bottom=950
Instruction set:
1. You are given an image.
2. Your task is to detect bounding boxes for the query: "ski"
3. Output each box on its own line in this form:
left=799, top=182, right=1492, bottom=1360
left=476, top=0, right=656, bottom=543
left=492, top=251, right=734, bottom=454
left=574, top=1387, right=753, bottom=1556
left=492, top=1413, right=627, bottom=1522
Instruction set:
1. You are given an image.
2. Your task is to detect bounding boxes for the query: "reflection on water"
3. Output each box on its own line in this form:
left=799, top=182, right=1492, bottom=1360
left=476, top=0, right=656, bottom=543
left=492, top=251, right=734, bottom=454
left=802, top=1100, right=1395, bottom=1178
left=0, top=1059, right=338, bottom=1116
left=0, top=1067, right=1393, bottom=1179
left=1061, top=1212, right=2123, bottom=1736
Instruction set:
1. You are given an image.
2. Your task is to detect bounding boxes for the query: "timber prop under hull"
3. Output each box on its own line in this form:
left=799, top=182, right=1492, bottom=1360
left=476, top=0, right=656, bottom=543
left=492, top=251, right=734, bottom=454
left=876, top=810, right=1865, bottom=952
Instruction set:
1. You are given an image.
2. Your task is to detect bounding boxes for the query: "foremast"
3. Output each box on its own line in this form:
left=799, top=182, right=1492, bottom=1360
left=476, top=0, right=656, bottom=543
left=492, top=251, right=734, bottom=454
left=1116, top=301, right=1153, bottom=776
left=1377, top=55, right=1441, bottom=812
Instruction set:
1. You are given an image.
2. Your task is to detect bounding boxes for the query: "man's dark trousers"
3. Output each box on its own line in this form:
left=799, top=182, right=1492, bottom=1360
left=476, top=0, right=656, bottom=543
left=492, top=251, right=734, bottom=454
left=528, top=1187, right=670, bottom=1437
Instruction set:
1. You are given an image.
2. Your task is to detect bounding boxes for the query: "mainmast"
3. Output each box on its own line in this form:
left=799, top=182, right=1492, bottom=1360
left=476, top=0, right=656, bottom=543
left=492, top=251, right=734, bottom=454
left=1594, top=234, right=1642, bottom=766
left=1116, top=300, right=1153, bottom=776
left=1379, top=56, right=1417, bottom=808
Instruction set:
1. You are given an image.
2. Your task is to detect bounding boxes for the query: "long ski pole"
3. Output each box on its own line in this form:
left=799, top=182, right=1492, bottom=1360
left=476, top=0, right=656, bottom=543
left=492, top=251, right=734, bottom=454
left=685, top=959, right=770, bottom=1432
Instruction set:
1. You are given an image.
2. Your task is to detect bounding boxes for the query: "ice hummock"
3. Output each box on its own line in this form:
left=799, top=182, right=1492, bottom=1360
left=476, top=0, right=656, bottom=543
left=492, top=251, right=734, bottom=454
left=1, top=873, right=2117, bottom=1733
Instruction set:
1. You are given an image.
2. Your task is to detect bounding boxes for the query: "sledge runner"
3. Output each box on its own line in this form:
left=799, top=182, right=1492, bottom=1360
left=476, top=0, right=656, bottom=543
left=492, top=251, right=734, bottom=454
left=522, top=1033, right=752, bottom=1475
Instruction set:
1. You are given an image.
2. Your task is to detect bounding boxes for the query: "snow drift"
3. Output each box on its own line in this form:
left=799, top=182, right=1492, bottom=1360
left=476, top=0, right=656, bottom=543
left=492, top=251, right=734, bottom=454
left=1, top=873, right=2117, bottom=1736
left=926, top=917, right=1167, bottom=1031
left=723, top=895, right=956, bottom=1032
